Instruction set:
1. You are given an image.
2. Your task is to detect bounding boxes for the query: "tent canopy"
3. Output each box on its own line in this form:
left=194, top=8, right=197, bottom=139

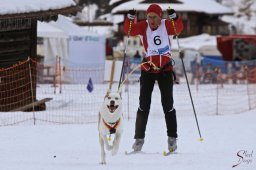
left=37, top=21, right=68, bottom=38
left=49, top=15, right=106, bottom=66
left=50, top=15, right=99, bottom=36
left=37, top=15, right=106, bottom=83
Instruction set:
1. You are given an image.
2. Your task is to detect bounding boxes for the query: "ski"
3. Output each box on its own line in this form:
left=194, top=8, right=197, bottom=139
left=125, top=150, right=177, bottom=156
left=163, top=150, right=178, bottom=156
left=125, top=151, right=140, bottom=155
left=125, top=151, right=160, bottom=155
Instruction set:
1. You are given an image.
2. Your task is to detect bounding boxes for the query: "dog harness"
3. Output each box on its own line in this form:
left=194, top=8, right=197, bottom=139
left=103, top=118, right=120, bottom=134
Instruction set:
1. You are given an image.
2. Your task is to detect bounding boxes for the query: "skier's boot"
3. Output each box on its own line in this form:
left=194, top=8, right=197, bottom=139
left=132, top=139, right=144, bottom=151
left=168, top=137, right=177, bottom=152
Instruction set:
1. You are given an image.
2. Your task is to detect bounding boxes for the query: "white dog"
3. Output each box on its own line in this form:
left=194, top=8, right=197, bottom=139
left=98, top=92, right=123, bottom=164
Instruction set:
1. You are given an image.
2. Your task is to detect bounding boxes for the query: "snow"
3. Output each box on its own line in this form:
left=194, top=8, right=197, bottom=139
left=83, top=14, right=123, bottom=36
left=171, top=33, right=217, bottom=51
left=112, top=0, right=233, bottom=14
left=82, top=14, right=124, bottom=36
left=0, top=110, right=255, bottom=169
left=221, top=15, right=256, bottom=34
left=0, top=0, right=76, bottom=15
left=109, top=0, right=122, bottom=6
left=76, top=4, right=98, bottom=22
left=0, top=84, right=256, bottom=169
left=221, top=0, right=256, bottom=34
left=99, top=13, right=124, bottom=24
left=177, top=0, right=233, bottom=14
left=50, top=15, right=99, bottom=36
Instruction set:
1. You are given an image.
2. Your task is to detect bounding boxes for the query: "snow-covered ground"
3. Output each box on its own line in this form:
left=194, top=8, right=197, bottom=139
left=0, top=107, right=255, bottom=170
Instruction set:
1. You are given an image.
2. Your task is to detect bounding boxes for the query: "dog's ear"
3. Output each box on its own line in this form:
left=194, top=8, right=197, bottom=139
left=104, top=90, right=111, bottom=99
left=104, top=93, right=109, bottom=99
left=118, top=92, right=122, bottom=100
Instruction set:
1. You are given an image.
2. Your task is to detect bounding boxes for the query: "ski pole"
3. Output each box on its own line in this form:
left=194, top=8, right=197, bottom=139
left=169, top=8, right=203, bottom=141
left=118, top=20, right=132, bottom=89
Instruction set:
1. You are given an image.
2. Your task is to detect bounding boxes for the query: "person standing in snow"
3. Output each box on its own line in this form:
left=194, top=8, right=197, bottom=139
left=124, top=4, right=184, bottom=152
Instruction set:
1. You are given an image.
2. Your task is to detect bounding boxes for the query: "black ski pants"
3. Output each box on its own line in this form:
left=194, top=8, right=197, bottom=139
left=134, top=71, right=177, bottom=139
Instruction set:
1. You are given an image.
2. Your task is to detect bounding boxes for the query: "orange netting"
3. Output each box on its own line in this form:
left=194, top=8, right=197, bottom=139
left=0, top=58, right=36, bottom=112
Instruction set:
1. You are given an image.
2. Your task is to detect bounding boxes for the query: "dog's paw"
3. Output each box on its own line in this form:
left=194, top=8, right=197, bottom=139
left=106, top=145, right=113, bottom=151
left=111, top=148, right=118, bottom=156
left=99, top=161, right=106, bottom=165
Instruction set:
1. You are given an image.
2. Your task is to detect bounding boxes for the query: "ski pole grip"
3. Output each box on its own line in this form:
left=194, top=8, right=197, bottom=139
left=128, top=20, right=132, bottom=37
left=171, top=19, right=177, bottom=36
left=168, top=6, right=177, bottom=36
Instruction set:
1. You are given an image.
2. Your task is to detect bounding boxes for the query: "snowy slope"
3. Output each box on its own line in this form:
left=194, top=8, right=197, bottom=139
left=0, top=109, right=255, bottom=170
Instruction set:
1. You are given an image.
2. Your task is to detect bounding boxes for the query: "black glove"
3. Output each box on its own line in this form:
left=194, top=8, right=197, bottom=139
left=180, top=50, right=185, bottom=59
left=127, top=9, right=136, bottom=20
left=142, top=57, right=147, bottom=63
left=167, top=8, right=178, bottom=20
left=142, top=57, right=153, bottom=71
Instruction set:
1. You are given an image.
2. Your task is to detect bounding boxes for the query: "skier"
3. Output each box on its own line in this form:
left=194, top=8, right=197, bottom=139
left=124, top=4, right=184, bottom=152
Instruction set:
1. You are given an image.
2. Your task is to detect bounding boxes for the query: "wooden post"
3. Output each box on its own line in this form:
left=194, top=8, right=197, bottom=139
left=58, top=56, right=62, bottom=94
left=108, top=59, right=116, bottom=91
left=28, top=57, right=36, bottom=125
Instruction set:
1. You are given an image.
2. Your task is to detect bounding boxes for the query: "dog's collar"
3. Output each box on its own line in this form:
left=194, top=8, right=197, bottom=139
left=103, top=118, right=120, bottom=134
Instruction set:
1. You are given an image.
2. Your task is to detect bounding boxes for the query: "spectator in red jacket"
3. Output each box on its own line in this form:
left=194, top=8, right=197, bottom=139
left=124, top=4, right=184, bottom=152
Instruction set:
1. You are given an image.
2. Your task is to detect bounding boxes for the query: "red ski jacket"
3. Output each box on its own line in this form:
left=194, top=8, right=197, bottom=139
left=124, top=16, right=184, bottom=73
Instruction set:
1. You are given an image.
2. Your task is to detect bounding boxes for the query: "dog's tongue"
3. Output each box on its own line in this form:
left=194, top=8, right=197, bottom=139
left=108, top=105, right=118, bottom=112
left=111, top=105, right=117, bottom=110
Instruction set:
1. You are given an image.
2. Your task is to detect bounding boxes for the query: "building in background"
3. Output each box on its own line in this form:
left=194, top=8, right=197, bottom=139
left=111, top=0, right=233, bottom=38
left=0, top=0, right=78, bottom=111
